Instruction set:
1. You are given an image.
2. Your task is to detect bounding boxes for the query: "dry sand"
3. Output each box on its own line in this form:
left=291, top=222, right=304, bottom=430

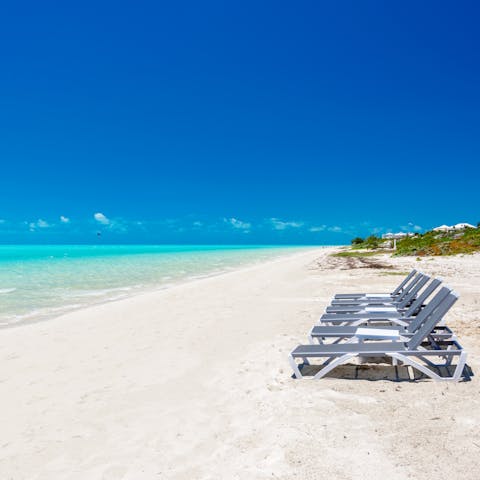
left=1, top=247, right=480, bottom=479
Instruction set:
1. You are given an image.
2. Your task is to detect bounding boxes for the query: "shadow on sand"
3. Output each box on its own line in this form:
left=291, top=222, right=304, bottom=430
left=295, top=362, right=473, bottom=382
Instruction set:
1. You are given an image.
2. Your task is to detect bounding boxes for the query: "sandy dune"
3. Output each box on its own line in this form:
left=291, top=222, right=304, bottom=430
left=1, top=247, right=479, bottom=479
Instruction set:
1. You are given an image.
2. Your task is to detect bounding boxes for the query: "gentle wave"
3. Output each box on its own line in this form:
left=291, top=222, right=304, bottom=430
left=0, top=288, right=16, bottom=294
left=62, top=286, right=137, bottom=298
left=0, top=303, right=84, bottom=327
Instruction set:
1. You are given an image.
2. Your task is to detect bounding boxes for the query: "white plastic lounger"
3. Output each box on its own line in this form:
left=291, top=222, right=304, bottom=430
left=288, top=292, right=467, bottom=382
left=333, top=269, right=416, bottom=300
left=319, top=277, right=442, bottom=323
left=326, top=273, right=429, bottom=313
left=318, top=280, right=448, bottom=328
left=318, top=278, right=443, bottom=325
left=309, top=287, right=455, bottom=344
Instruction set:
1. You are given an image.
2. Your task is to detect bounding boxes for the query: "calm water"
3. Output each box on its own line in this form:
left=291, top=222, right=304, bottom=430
left=0, top=245, right=314, bottom=326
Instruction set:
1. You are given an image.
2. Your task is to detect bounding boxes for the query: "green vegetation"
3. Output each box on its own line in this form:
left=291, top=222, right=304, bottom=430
left=351, top=237, right=364, bottom=245
left=394, top=227, right=480, bottom=256
left=345, top=225, right=480, bottom=257
left=350, top=234, right=382, bottom=249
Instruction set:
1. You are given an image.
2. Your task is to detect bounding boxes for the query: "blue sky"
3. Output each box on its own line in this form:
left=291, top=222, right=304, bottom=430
left=0, top=1, right=479, bottom=244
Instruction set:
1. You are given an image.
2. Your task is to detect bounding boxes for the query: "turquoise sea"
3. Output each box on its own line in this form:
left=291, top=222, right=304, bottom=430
left=0, top=245, right=313, bottom=326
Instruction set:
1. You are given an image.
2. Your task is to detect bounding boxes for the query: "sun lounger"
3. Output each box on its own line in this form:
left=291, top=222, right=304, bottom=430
left=318, top=279, right=446, bottom=327
left=318, top=278, right=443, bottom=325
left=288, top=291, right=467, bottom=382
left=325, top=273, right=428, bottom=313
left=309, top=286, right=455, bottom=344
left=330, top=273, right=427, bottom=306
left=333, top=269, right=416, bottom=300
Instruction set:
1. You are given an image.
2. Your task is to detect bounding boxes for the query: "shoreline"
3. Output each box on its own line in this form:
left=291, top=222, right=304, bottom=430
left=1, top=247, right=479, bottom=479
left=1, top=245, right=332, bottom=330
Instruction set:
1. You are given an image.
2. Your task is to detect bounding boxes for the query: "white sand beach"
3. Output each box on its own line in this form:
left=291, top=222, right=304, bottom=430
left=1, top=247, right=480, bottom=480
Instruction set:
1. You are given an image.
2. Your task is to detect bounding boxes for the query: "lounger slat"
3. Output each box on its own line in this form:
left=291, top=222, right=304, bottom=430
left=292, top=342, right=406, bottom=356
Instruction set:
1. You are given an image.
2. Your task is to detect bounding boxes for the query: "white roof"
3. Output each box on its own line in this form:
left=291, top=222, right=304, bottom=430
left=453, top=223, right=476, bottom=229
left=382, top=232, right=407, bottom=239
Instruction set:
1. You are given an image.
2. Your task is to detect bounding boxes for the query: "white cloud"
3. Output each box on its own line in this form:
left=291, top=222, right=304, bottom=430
left=60, top=215, right=70, bottom=223
left=270, top=218, right=304, bottom=230
left=224, top=217, right=251, bottom=231
left=309, top=225, right=327, bottom=232
left=400, top=223, right=422, bottom=233
left=308, top=224, right=349, bottom=234
left=28, top=219, right=50, bottom=231
left=93, top=213, right=129, bottom=233
left=37, top=219, right=49, bottom=228
left=94, top=212, right=110, bottom=225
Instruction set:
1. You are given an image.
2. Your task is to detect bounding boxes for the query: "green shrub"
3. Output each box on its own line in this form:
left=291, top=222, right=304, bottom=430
left=351, top=237, right=364, bottom=245
left=364, top=235, right=381, bottom=249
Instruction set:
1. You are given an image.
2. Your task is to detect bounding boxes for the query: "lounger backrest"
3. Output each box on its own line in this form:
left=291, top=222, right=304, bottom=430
left=404, top=278, right=442, bottom=317
left=396, top=272, right=424, bottom=302
left=397, top=274, right=429, bottom=309
left=406, top=285, right=451, bottom=333
left=407, top=291, right=458, bottom=350
left=391, top=269, right=417, bottom=296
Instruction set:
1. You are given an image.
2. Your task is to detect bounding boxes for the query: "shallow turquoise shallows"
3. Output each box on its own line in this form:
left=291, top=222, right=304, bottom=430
left=0, top=245, right=314, bottom=326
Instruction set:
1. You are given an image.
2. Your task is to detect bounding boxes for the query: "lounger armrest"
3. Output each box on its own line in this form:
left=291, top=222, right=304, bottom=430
left=355, top=327, right=401, bottom=340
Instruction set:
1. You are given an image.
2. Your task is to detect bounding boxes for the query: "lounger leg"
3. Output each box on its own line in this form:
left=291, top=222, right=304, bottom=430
left=415, top=355, right=440, bottom=369
left=452, top=351, right=467, bottom=381
left=445, top=345, right=455, bottom=366
left=313, top=353, right=357, bottom=380
left=387, top=353, right=445, bottom=382
left=288, top=354, right=303, bottom=379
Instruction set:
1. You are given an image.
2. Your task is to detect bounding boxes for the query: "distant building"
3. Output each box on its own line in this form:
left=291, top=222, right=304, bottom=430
left=381, top=232, right=408, bottom=239
left=433, top=223, right=476, bottom=232
left=381, top=232, right=410, bottom=250
left=453, top=222, right=476, bottom=230
left=433, top=225, right=453, bottom=232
